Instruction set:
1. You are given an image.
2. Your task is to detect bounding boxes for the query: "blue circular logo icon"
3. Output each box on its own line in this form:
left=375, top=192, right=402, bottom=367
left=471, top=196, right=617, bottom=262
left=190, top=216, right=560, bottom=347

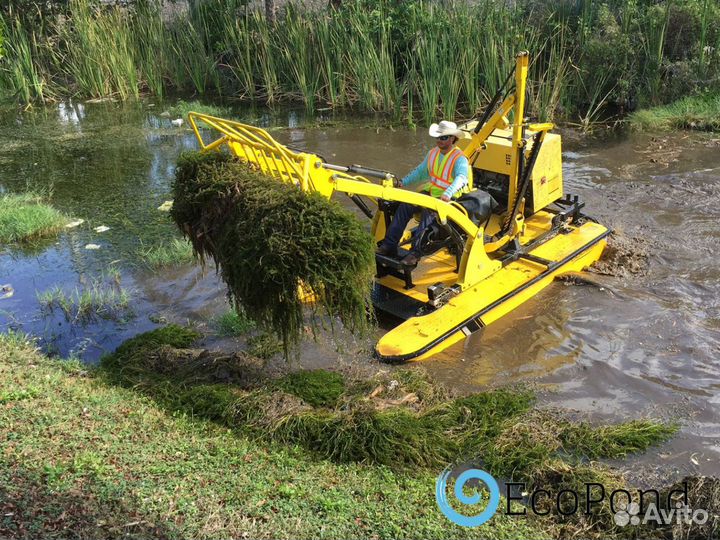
left=435, top=467, right=500, bottom=527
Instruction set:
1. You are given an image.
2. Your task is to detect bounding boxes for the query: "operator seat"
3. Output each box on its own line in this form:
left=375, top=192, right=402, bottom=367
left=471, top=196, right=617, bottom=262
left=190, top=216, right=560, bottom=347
left=417, top=189, right=498, bottom=256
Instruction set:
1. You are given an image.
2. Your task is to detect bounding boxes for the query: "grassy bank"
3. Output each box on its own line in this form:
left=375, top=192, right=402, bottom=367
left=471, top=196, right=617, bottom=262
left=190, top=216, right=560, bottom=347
left=0, top=326, right=690, bottom=538
left=0, top=331, right=545, bottom=539
left=628, top=93, right=720, bottom=131
left=2, top=0, right=719, bottom=125
left=99, top=326, right=685, bottom=537
left=0, top=193, right=68, bottom=243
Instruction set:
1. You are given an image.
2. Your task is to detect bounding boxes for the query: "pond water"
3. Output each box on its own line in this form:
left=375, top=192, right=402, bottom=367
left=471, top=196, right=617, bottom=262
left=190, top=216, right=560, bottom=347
left=1, top=100, right=718, bottom=482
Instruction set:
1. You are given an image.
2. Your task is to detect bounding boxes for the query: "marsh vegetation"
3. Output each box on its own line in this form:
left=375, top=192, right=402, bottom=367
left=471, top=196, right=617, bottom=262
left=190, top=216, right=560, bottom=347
left=0, top=192, right=68, bottom=243
left=2, top=0, right=718, bottom=127
left=138, top=237, right=195, bottom=269
left=37, top=273, right=133, bottom=323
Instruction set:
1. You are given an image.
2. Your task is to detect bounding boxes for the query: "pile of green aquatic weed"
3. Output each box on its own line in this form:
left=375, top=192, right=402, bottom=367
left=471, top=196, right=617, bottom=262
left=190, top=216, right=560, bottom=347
left=170, top=151, right=376, bottom=353
left=0, top=192, right=68, bottom=243
left=100, top=326, right=676, bottom=479
left=99, top=326, right=531, bottom=466
left=278, top=368, right=345, bottom=407
left=272, top=386, right=537, bottom=467
left=480, top=409, right=679, bottom=538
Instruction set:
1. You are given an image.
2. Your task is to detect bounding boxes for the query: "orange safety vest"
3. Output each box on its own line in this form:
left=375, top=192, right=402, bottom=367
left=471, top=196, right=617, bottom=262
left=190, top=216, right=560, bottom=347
left=425, top=146, right=467, bottom=198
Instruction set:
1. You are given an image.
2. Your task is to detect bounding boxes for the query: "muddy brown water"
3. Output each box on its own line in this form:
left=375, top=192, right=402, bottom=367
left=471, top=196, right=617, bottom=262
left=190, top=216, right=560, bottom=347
left=0, top=102, right=718, bottom=483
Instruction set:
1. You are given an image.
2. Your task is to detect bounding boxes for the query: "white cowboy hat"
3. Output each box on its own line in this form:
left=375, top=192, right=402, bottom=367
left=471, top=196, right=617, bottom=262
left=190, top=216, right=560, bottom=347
left=428, top=120, right=470, bottom=139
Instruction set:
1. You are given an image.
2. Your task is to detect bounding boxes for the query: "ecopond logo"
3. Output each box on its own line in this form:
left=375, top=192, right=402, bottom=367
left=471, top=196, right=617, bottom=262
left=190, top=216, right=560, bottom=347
left=436, top=468, right=709, bottom=529
left=435, top=467, right=500, bottom=527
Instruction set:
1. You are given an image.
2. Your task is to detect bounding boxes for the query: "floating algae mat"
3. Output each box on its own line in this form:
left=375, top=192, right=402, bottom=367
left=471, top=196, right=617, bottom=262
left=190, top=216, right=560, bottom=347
left=171, top=151, right=376, bottom=350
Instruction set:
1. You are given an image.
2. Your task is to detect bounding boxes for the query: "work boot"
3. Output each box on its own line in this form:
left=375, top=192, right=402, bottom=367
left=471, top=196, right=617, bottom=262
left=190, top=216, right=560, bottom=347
left=401, top=252, right=419, bottom=266
left=376, top=244, right=397, bottom=257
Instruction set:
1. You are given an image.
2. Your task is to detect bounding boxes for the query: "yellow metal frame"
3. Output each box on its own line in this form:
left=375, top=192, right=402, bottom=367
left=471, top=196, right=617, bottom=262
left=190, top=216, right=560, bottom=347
left=188, top=113, right=506, bottom=288
left=189, top=113, right=336, bottom=198
left=186, top=53, right=549, bottom=289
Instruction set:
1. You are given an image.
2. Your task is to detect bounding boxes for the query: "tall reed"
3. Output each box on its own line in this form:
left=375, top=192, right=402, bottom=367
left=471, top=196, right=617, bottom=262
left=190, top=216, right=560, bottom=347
left=278, top=6, right=320, bottom=111
left=530, top=30, right=573, bottom=122
left=0, top=17, right=49, bottom=103
left=54, top=0, right=139, bottom=100
left=168, top=18, right=219, bottom=96
left=2, top=0, right=718, bottom=126
left=131, top=1, right=166, bottom=97
left=344, top=10, right=400, bottom=113
left=252, top=11, right=280, bottom=104
left=223, top=13, right=257, bottom=100
left=639, top=0, right=672, bottom=105
left=314, top=14, right=346, bottom=108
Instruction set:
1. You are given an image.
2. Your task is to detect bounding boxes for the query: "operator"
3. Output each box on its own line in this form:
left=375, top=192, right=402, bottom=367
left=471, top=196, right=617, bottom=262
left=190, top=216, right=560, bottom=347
left=376, top=120, right=470, bottom=266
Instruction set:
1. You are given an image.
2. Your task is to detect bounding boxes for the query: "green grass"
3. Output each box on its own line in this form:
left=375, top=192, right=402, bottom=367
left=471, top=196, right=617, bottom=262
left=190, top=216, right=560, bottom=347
left=213, top=309, right=255, bottom=336
left=37, top=276, right=132, bottom=323
left=0, top=327, right=682, bottom=538
left=138, top=238, right=195, bottom=268
left=2, top=326, right=683, bottom=538
left=0, top=193, right=68, bottom=243
left=628, top=93, right=720, bottom=131
left=0, top=331, right=546, bottom=540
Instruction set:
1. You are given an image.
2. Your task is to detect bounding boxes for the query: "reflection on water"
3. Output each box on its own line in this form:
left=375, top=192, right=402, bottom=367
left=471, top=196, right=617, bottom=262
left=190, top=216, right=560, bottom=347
left=1, top=101, right=719, bottom=478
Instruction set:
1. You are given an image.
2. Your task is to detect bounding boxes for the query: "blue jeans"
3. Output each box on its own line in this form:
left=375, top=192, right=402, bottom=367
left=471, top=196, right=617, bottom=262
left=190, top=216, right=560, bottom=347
left=380, top=203, right=436, bottom=255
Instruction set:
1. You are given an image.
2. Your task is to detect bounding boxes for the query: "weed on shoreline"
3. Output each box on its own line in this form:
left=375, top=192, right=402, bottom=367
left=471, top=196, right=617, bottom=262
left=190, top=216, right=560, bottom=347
left=93, top=325, right=687, bottom=538
left=2, top=326, right=711, bottom=539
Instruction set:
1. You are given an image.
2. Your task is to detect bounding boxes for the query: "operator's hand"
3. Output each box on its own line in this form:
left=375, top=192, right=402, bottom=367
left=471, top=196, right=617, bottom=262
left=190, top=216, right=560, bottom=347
left=440, top=194, right=451, bottom=202
left=393, top=177, right=403, bottom=188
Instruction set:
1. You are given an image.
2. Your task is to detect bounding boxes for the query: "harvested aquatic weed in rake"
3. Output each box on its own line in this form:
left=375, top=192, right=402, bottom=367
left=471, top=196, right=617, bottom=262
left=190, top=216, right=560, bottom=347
left=171, top=151, right=376, bottom=353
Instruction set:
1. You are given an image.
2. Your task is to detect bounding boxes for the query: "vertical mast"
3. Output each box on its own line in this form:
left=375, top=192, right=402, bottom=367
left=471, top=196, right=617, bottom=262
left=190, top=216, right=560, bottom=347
left=507, top=51, right=529, bottom=216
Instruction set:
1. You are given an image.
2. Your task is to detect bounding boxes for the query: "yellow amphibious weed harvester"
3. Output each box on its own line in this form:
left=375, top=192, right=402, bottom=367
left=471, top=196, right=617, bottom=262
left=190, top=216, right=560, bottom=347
left=188, top=52, right=610, bottom=362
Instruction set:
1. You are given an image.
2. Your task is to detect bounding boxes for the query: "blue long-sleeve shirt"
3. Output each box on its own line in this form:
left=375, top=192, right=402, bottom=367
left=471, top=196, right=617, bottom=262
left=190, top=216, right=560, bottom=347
left=401, top=149, right=469, bottom=198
